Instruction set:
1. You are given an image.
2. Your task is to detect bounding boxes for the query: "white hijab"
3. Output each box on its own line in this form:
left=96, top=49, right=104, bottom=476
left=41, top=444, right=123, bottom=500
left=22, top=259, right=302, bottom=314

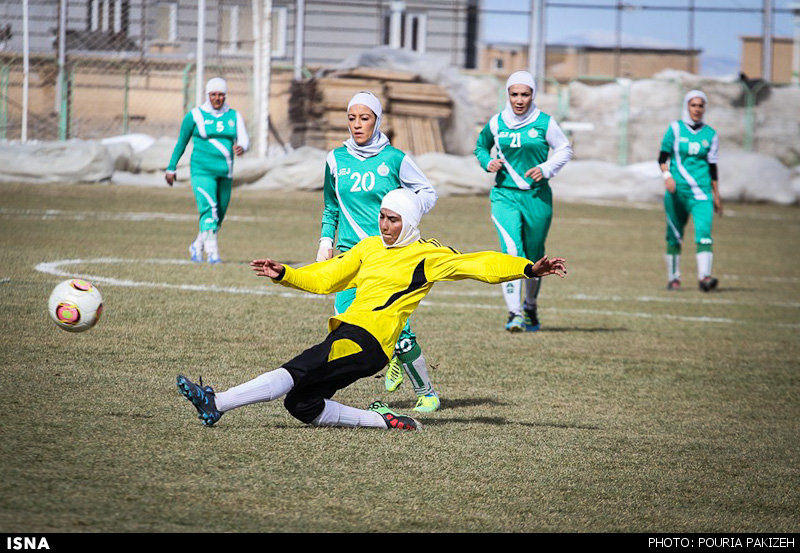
left=682, top=89, right=707, bottom=129
left=201, top=77, right=230, bottom=116
left=343, top=91, right=391, bottom=159
left=380, top=188, right=423, bottom=249
left=501, top=70, right=539, bottom=129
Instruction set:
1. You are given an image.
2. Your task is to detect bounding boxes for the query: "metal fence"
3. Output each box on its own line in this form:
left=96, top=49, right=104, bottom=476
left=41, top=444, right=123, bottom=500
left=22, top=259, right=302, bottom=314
left=0, top=0, right=265, bottom=145
left=0, top=0, right=797, bottom=167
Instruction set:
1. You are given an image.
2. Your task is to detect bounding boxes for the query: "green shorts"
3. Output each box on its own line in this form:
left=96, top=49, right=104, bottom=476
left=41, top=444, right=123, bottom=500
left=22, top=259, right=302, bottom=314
left=490, top=185, right=552, bottom=262
left=664, top=188, right=713, bottom=253
left=191, top=171, right=232, bottom=232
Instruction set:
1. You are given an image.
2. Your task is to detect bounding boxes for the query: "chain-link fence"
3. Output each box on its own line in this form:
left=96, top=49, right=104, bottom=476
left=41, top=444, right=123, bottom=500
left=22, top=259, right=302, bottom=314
left=1, top=0, right=798, bottom=167
left=0, top=0, right=262, bottom=143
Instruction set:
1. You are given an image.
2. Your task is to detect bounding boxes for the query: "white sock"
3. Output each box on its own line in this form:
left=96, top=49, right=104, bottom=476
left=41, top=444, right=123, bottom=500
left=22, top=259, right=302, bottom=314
left=214, top=367, right=294, bottom=413
left=311, top=399, right=388, bottom=429
left=666, top=254, right=681, bottom=281
left=192, top=231, right=206, bottom=251
left=205, top=230, right=219, bottom=258
left=697, top=251, right=713, bottom=280
left=501, top=279, right=522, bottom=316
left=400, top=352, right=434, bottom=396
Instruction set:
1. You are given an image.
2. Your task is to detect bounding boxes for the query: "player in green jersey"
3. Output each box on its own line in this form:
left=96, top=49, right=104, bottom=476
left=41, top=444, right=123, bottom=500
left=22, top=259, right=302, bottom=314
left=176, top=188, right=567, bottom=430
left=474, top=71, right=573, bottom=332
left=659, top=90, right=722, bottom=292
left=165, top=77, right=249, bottom=264
left=316, top=91, right=441, bottom=412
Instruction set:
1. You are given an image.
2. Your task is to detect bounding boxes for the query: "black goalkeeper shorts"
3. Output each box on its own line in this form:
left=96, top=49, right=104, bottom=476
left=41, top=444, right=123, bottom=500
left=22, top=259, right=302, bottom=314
left=281, top=323, right=389, bottom=423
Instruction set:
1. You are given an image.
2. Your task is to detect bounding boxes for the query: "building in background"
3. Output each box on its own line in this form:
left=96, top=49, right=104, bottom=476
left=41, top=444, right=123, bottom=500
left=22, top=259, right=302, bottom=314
left=740, top=36, right=795, bottom=84
left=0, top=0, right=480, bottom=142
left=480, top=42, right=701, bottom=81
left=0, top=0, right=478, bottom=69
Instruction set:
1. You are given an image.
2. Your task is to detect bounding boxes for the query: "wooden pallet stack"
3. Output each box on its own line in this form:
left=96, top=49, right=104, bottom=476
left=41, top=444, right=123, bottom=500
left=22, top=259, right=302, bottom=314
left=289, top=67, right=452, bottom=155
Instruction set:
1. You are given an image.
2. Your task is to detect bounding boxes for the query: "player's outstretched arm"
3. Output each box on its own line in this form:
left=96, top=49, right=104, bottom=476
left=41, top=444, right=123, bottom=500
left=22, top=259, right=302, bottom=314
left=250, top=258, right=285, bottom=279
left=528, top=256, right=567, bottom=278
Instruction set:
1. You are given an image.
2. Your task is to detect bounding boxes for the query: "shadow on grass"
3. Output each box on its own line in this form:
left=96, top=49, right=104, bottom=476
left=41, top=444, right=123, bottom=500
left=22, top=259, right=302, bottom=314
left=421, top=416, right=600, bottom=430
left=537, top=327, right=628, bottom=333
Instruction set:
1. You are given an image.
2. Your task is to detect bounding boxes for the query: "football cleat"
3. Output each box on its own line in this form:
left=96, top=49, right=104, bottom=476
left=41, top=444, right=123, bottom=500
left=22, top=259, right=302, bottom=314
left=189, top=242, right=203, bottom=263
left=667, top=279, right=681, bottom=291
left=207, top=253, right=222, bottom=264
left=413, top=392, right=440, bottom=413
left=505, top=312, right=525, bottom=333
left=384, top=356, right=404, bottom=392
left=176, top=374, right=222, bottom=426
left=523, top=305, right=540, bottom=332
left=698, top=276, right=718, bottom=292
left=368, top=401, right=422, bottom=431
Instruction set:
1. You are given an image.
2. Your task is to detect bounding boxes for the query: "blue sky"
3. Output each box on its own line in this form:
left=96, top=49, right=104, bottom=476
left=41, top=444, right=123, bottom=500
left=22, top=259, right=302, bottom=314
left=481, top=0, right=800, bottom=75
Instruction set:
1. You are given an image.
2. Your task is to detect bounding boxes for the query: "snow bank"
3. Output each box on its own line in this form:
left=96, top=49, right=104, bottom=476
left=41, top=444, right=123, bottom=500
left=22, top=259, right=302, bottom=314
left=2, top=134, right=797, bottom=206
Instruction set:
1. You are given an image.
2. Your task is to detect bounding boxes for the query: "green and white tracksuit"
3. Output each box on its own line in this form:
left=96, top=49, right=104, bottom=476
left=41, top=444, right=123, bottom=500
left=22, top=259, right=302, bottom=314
left=320, top=143, right=437, bottom=396
left=474, top=109, right=572, bottom=316
left=167, top=104, right=249, bottom=257
left=660, top=120, right=719, bottom=281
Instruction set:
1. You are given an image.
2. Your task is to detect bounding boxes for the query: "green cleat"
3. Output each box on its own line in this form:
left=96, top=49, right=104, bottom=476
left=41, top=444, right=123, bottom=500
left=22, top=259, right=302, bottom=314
left=384, top=356, right=404, bottom=392
left=413, top=392, right=440, bottom=413
left=369, top=401, right=422, bottom=431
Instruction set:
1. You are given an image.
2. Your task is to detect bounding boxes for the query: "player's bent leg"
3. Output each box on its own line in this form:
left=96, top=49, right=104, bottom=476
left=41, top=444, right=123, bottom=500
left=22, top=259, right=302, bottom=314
left=395, top=332, right=440, bottom=412
left=213, top=368, right=294, bottom=412
left=664, top=193, right=688, bottom=290
left=693, top=200, right=717, bottom=291
left=491, top=189, right=525, bottom=329
left=310, top=399, right=388, bottom=429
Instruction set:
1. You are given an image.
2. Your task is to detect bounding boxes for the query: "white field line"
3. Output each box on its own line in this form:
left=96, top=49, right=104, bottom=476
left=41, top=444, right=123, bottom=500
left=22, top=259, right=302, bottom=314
left=1, top=207, right=271, bottom=223
left=562, top=198, right=800, bottom=222
left=33, top=258, right=800, bottom=328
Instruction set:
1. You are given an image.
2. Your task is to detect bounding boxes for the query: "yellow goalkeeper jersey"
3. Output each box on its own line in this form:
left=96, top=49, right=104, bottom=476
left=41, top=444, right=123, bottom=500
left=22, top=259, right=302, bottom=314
left=275, top=236, right=532, bottom=358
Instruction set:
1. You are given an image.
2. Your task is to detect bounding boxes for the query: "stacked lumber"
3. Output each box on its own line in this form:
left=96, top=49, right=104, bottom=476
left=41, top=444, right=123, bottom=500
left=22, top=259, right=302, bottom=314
left=289, top=68, right=452, bottom=155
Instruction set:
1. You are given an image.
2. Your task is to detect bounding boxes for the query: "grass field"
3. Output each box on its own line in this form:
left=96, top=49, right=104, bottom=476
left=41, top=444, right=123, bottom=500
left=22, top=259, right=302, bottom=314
left=0, top=181, right=798, bottom=533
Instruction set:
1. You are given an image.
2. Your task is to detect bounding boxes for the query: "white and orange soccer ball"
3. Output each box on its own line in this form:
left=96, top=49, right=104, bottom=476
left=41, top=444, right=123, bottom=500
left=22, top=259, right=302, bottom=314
left=48, top=279, right=104, bottom=333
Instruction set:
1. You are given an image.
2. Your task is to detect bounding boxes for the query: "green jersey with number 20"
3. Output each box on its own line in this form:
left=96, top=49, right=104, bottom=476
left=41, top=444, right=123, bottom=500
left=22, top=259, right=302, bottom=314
left=320, top=145, right=435, bottom=252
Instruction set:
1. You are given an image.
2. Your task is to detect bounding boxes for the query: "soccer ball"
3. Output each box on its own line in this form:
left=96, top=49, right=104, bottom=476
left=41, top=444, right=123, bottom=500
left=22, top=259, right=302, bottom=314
left=48, top=279, right=104, bottom=333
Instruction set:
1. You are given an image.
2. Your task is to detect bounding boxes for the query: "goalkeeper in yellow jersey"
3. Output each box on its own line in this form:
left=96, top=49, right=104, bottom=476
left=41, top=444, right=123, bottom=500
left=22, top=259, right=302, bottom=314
left=176, top=189, right=567, bottom=431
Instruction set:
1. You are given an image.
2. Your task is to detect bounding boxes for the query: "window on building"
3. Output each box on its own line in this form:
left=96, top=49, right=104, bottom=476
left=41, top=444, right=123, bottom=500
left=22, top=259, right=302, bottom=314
left=156, top=3, right=178, bottom=42
left=89, top=0, right=129, bottom=34
left=383, top=9, right=427, bottom=53
left=223, top=5, right=286, bottom=57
